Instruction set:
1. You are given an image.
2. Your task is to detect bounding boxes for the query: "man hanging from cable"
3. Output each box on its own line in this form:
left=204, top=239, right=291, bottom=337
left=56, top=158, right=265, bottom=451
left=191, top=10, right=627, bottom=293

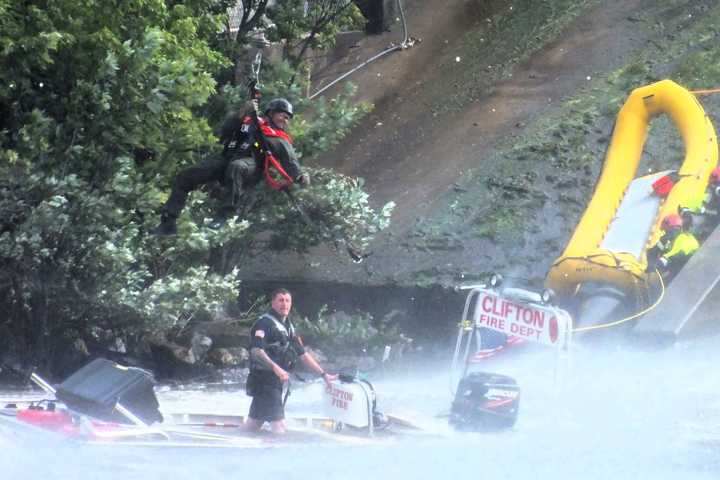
left=151, top=50, right=309, bottom=235
left=151, top=95, right=310, bottom=236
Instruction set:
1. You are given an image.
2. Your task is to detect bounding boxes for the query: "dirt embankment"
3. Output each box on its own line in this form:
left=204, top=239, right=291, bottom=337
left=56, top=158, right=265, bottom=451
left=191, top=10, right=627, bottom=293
left=241, top=0, right=720, bottom=290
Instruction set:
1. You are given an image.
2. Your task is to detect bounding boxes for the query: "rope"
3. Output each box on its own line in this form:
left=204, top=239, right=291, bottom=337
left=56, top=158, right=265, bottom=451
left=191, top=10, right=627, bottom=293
left=309, top=0, right=413, bottom=100
left=572, top=270, right=665, bottom=333
left=691, top=88, right=720, bottom=95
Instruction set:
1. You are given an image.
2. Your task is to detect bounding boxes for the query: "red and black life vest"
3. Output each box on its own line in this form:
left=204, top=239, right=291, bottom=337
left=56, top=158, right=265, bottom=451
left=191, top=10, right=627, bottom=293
left=242, top=116, right=295, bottom=190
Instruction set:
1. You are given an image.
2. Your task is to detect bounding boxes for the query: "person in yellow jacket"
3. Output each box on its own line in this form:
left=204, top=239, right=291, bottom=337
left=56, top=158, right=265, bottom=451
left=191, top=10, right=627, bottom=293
left=702, top=167, right=720, bottom=223
left=678, top=167, right=720, bottom=239
left=647, top=213, right=699, bottom=278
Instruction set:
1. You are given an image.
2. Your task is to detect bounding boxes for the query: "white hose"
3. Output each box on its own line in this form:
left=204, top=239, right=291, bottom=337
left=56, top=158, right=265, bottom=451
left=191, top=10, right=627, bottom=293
left=309, top=0, right=412, bottom=100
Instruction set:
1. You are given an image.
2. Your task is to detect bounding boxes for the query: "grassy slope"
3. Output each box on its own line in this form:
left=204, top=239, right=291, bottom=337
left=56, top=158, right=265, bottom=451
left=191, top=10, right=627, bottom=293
left=403, top=0, right=720, bottom=287
left=435, top=0, right=600, bottom=115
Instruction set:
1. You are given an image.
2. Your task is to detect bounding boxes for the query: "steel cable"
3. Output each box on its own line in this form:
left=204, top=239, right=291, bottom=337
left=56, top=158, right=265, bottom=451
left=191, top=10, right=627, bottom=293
left=309, top=0, right=412, bottom=100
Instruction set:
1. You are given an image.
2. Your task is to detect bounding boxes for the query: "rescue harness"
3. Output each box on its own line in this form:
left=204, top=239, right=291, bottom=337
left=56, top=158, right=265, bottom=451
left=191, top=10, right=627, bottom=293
left=239, top=115, right=296, bottom=191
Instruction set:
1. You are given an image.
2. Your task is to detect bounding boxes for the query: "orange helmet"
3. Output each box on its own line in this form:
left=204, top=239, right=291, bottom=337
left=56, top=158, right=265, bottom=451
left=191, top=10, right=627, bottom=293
left=710, top=167, right=720, bottom=184
left=661, top=213, right=683, bottom=231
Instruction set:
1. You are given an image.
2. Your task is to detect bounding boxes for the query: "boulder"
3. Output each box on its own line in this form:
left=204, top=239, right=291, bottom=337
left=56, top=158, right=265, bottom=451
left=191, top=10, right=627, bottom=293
left=187, top=320, right=250, bottom=349
left=148, top=334, right=216, bottom=381
left=189, top=333, right=213, bottom=363
left=207, top=347, right=249, bottom=367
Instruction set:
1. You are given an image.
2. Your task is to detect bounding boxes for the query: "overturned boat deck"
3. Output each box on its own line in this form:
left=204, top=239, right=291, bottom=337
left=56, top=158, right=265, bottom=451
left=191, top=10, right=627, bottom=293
left=633, top=224, right=720, bottom=344
left=1, top=404, right=422, bottom=449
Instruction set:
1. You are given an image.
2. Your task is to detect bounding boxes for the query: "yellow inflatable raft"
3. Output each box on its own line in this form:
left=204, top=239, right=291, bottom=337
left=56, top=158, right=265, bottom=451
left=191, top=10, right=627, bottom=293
left=545, top=80, right=718, bottom=298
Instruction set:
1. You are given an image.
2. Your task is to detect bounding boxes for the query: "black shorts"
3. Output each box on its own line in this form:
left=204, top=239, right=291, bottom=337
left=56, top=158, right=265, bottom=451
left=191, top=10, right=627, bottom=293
left=247, top=373, right=284, bottom=422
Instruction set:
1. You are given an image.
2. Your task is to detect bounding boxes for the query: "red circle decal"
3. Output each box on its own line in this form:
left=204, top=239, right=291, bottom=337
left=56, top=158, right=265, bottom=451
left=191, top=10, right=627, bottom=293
left=549, top=316, right=559, bottom=343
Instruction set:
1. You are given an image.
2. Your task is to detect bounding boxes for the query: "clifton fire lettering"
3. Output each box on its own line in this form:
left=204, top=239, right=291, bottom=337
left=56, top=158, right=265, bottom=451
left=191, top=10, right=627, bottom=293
left=326, top=385, right=354, bottom=410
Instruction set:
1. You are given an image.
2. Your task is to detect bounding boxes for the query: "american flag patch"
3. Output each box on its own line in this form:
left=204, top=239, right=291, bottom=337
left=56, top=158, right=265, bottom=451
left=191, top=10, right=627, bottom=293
left=255, top=330, right=265, bottom=338
left=470, top=336, right=524, bottom=362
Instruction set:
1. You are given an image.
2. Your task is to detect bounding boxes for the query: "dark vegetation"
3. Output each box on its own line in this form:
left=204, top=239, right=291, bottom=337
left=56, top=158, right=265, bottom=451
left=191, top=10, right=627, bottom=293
left=0, top=0, right=391, bottom=380
left=2, top=0, right=720, bottom=382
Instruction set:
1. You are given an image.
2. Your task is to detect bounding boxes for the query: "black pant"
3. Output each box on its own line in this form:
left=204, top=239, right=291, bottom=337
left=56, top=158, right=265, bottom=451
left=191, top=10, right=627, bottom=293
left=247, top=371, right=285, bottom=422
left=162, top=155, right=230, bottom=218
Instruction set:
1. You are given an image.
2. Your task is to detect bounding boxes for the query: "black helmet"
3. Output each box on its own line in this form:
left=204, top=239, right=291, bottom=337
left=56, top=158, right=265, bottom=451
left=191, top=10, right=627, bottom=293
left=265, top=98, right=294, bottom=118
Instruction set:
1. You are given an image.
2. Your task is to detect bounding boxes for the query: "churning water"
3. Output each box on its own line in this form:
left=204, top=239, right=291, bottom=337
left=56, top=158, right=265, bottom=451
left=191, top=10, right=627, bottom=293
left=2, top=334, right=720, bottom=480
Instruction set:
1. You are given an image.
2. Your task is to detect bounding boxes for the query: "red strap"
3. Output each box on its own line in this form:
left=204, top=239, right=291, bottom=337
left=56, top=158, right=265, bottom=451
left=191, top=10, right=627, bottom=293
left=246, top=116, right=294, bottom=189
left=264, top=151, right=294, bottom=190
left=260, top=124, right=293, bottom=144
left=652, top=174, right=675, bottom=197
left=247, top=117, right=293, bottom=144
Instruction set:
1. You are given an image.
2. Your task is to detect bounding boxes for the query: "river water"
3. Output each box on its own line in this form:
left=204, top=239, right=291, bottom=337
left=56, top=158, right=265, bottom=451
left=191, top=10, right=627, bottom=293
left=2, top=335, right=719, bottom=480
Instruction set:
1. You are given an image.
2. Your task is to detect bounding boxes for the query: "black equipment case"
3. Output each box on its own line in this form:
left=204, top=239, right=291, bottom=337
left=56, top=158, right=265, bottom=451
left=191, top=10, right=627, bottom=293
left=56, top=358, right=163, bottom=425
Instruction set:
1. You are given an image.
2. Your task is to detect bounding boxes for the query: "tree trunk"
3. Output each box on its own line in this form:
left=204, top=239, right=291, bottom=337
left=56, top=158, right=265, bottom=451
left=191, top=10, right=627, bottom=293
left=29, top=280, right=51, bottom=374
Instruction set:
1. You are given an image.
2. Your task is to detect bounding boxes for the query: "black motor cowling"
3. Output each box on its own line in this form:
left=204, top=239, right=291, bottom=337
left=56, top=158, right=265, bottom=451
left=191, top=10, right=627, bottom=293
left=56, top=358, right=163, bottom=425
left=450, top=372, right=520, bottom=431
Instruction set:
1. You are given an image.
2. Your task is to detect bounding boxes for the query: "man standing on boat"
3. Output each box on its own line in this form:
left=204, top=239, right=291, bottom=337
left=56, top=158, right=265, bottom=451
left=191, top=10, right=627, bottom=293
left=245, top=288, right=336, bottom=434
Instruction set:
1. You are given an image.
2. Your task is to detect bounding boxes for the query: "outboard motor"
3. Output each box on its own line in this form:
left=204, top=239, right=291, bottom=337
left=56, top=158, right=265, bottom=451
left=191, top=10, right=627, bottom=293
left=450, top=372, right=520, bottom=431
left=56, top=358, right=163, bottom=425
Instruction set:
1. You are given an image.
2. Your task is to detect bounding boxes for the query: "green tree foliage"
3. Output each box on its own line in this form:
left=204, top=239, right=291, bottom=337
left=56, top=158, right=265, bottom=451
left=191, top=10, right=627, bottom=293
left=266, top=0, right=364, bottom=68
left=0, top=0, right=387, bottom=370
left=201, top=60, right=385, bottom=270
left=222, top=0, right=270, bottom=44
left=0, top=0, right=238, bottom=369
left=208, top=59, right=372, bottom=158
left=294, top=305, right=410, bottom=357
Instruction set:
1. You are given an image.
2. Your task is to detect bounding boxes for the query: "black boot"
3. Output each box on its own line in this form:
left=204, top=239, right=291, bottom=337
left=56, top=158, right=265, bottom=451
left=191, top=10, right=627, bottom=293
left=207, top=207, right=234, bottom=230
left=150, top=213, right=177, bottom=236
left=207, top=216, right=226, bottom=230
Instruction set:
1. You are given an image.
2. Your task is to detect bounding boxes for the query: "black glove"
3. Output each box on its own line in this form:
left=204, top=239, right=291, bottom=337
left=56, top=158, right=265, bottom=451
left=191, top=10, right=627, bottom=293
left=296, top=172, right=310, bottom=187
left=242, top=99, right=259, bottom=117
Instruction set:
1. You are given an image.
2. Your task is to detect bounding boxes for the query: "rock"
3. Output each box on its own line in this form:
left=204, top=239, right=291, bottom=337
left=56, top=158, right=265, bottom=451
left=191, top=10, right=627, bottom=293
left=189, top=333, right=212, bottom=363
left=188, top=320, right=250, bottom=349
left=73, top=338, right=90, bottom=356
left=148, top=335, right=216, bottom=381
left=228, top=347, right=249, bottom=363
left=207, top=347, right=249, bottom=367
left=207, top=348, right=235, bottom=366
left=109, top=337, right=127, bottom=354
